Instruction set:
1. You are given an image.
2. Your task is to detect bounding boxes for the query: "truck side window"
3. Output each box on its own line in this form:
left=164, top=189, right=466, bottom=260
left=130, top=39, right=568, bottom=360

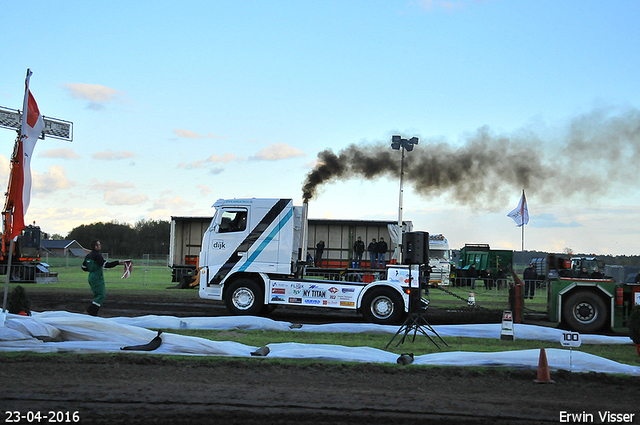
left=218, top=210, right=247, bottom=233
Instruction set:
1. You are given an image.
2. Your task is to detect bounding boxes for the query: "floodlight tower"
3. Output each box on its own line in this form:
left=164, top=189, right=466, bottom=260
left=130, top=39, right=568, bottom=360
left=391, top=135, right=418, bottom=265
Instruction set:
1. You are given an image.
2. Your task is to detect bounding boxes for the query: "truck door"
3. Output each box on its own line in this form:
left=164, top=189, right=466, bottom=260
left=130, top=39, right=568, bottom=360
left=206, top=207, right=249, bottom=284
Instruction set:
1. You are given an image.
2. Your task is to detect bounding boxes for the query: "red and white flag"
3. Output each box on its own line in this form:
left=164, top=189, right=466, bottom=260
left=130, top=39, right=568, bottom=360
left=121, top=260, right=133, bottom=279
left=7, top=69, right=45, bottom=239
left=507, top=190, right=529, bottom=227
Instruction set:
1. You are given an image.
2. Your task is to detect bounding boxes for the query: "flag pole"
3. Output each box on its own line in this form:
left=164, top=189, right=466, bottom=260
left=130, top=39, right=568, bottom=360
left=2, top=239, right=15, bottom=312
left=521, top=189, right=525, bottom=252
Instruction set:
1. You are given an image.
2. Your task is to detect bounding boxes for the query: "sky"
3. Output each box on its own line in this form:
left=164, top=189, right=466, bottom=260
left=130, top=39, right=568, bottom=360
left=1, top=0, right=639, bottom=255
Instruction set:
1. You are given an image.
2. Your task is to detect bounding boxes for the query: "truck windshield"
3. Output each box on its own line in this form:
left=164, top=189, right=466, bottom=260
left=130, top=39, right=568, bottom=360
left=430, top=249, right=449, bottom=260
left=218, top=210, right=247, bottom=233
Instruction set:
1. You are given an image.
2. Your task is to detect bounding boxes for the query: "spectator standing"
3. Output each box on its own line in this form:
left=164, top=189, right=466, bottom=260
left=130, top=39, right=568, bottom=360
left=315, top=240, right=325, bottom=267
left=377, top=237, right=388, bottom=268
left=467, top=264, right=478, bottom=289
left=353, top=236, right=365, bottom=268
left=483, top=268, right=494, bottom=290
left=523, top=263, right=537, bottom=299
left=496, top=267, right=507, bottom=291
left=367, top=238, right=377, bottom=268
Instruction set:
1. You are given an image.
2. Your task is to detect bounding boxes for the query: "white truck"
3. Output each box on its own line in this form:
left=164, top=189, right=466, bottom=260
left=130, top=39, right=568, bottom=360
left=197, top=198, right=422, bottom=324
left=428, top=234, right=451, bottom=286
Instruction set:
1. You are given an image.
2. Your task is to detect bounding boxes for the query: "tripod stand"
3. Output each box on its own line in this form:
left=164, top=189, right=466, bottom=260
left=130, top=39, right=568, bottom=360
left=386, top=265, right=448, bottom=349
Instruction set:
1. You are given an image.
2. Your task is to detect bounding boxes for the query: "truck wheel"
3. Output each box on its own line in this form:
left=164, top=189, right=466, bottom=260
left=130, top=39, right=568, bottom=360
left=562, top=291, right=608, bottom=333
left=361, top=288, right=404, bottom=325
left=224, top=279, right=263, bottom=316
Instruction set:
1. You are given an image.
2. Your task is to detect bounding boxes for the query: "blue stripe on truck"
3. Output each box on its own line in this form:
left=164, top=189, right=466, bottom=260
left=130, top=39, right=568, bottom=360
left=237, top=207, right=293, bottom=272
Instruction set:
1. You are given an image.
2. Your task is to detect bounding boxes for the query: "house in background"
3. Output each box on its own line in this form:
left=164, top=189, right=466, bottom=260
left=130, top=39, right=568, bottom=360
left=40, top=240, right=89, bottom=257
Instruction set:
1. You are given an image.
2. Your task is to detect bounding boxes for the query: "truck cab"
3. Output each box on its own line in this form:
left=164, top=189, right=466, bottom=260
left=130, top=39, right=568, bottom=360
left=569, top=256, right=602, bottom=277
left=198, top=198, right=420, bottom=324
left=199, top=198, right=302, bottom=291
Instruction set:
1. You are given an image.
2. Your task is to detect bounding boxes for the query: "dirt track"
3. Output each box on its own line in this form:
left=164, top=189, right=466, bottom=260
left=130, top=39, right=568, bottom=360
left=2, top=287, right=639, bottom=424
left=2, top=354, right=638, bottom=425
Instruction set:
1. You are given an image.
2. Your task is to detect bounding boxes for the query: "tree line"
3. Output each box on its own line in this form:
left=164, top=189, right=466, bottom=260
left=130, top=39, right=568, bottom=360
left=56, top=219, right=170, bottom=257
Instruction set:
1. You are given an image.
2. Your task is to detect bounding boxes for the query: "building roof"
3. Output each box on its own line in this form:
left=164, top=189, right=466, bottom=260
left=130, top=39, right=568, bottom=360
left=40, top=239, right=88, bottom=251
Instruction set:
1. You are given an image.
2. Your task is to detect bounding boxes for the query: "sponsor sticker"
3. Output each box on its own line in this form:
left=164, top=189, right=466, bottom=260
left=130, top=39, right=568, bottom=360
left=303, top=289, right=326, bottom=298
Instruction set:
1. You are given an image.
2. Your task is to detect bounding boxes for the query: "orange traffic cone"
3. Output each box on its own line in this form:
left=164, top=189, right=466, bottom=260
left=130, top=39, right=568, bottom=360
left=533, top=348, right=555, bottom=384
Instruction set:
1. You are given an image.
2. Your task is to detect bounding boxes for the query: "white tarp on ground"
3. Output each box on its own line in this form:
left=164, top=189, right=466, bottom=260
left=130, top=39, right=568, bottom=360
left=1, top=311, right=638, bottom=376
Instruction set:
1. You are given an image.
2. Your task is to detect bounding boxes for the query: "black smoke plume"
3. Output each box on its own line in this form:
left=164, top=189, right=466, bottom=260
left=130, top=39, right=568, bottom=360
left=302, top=107, right=640, bottom=208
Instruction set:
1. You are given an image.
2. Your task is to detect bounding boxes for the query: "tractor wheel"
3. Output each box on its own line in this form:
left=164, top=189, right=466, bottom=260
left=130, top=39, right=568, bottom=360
left=562, top=290, right=608, bottom=333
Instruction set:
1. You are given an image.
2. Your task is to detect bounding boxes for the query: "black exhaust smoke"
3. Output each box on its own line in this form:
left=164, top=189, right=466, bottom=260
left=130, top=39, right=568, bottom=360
left=302, top=107, right=640, bottom=208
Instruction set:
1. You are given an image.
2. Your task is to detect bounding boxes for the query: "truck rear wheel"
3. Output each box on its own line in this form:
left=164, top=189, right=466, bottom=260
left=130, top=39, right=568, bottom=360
left=361, top=288, right=404, bottom=325
left=562, top=291, right=608, bottom=333
left=224, top=279, right=264, bottom=316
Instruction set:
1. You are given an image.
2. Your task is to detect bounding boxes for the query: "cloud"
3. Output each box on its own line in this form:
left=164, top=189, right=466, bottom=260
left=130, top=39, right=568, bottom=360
left=250, top=143, right=306, bottom=161
left=197, top=184, right=212, bottom=196
left=33, top=165, right=74, bottom=193
left=174, top=129, right=226, bottom=139
left=152, top=195, right=195, bottom=210
left=303, top=159, right=319, bottom=169
left=89, top=179, right=135, bottom=191
left=64, top=83, right=128, bottom=109
left=529, top=213, right=583, bottom=228
left=104, top=191, right=149, bottom=206
left=39, top=148, right=81, bottom=160
left=177, top=159, right=206, bottom=169
left=92, top=150, right=136, bottom=160
left=207, top=153, right=244, bottom=163
left=26, top=206, right=113, bottom=235
left=177, top=153, right=244, bottom=169
left=0, top=154, right=9, bottom=181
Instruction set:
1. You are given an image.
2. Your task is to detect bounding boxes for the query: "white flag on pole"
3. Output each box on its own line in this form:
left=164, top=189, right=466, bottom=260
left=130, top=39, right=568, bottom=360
left=507, top=191, right=529, bottom=227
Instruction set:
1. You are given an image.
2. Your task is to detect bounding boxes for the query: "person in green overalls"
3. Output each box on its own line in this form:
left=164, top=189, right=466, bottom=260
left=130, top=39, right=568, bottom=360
left=84, top=239, right=126, bottom=316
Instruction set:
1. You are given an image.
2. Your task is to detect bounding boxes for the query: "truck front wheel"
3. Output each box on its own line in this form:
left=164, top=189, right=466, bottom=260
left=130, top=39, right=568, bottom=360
left=361, top=288, right=404, bottom=325
left=224, top=279, right=264, bottom=316
left=563, top=291, right=608, bottom=333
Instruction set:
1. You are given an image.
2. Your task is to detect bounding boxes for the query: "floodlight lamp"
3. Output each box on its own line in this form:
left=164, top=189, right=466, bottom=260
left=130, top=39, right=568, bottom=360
left=391, top=135, right=401, bottom=150
left=404, top=142, right=414, bottom=152
left=409, top=137, right=419, bottom=145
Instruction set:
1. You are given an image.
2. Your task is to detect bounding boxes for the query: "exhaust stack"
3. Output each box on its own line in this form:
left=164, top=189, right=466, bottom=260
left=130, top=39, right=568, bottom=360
left=300, top=200, right=309, bottom=261
left=294, top=201, right=309, bottom=278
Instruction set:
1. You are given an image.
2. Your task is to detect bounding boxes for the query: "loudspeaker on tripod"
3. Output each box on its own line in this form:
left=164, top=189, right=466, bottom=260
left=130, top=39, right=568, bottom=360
left=403, top=231, right=429, bottom=265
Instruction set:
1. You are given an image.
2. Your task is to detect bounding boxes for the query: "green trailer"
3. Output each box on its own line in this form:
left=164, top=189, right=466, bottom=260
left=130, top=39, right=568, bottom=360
left=458, top=244, right=513, bottom=274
